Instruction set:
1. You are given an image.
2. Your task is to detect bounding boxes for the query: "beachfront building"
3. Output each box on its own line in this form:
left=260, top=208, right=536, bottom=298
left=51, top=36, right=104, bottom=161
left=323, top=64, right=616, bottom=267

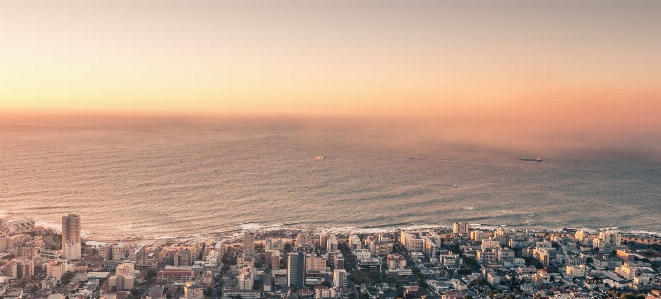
left=453, top=222, right=470, bottom=235
left=599, top=230, right=621, bottom=246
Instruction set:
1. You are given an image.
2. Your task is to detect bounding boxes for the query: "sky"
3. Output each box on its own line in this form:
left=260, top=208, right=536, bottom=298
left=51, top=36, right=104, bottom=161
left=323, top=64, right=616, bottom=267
left=1, top=0, right=660, bottom=129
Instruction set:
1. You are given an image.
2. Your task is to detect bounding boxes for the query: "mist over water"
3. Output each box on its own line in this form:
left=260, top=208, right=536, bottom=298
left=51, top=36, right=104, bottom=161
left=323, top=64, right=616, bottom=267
left=1, top=116, right=660, bottom=240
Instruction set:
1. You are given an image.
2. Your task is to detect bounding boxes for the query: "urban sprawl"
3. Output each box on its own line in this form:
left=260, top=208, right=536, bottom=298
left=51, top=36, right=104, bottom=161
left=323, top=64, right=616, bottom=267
left=2, top=216, right=661, bottom=299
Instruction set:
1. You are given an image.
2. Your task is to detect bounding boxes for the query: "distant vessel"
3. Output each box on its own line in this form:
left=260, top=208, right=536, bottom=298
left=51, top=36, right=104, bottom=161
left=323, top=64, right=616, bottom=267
left=314, top=155, right=325, bottom=160
left=520, top=157, right=543, bottom=162
left=453, top=184, right=459, bottom=187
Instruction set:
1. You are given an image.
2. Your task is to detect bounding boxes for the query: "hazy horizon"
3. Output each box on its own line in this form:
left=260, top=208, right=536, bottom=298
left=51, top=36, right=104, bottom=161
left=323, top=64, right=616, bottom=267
left=2, top=0, right=660, bottom=124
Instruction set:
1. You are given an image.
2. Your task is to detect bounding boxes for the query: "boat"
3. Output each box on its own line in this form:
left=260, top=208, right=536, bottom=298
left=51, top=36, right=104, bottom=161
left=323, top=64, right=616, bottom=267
left=519, top=157, right=543, bottom=162
left=314, top=155, right=325, bottom=160
left=453, top=184, right=459, bottom=187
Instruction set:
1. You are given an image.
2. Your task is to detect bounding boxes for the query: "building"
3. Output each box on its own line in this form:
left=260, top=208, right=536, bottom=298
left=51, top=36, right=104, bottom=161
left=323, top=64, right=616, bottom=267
left=599, top=230, right=621, bottom=246
left=575, top=230, right=592, bottom=245
left=108, top=263, right=136, bottom=290
left=498, top=247, right=515, bottom=261
left=62, top=214, right=81, bottom=245
left=470, top=231, right=489, bottom=242
left=268, top=250, right=281, bottom=270
left=156, top=269, right=195, bottom=283
left=184, top=284, right=204, bottom=299
left=306, top=255, right=327, bottom=273
left=111, top=243, right=128, bottom=261
left=481, top=239, right=500, bottom=251
left=63, top=241, right=82, bottom=261
left=615, top=263, right=637, bottom=279
left=477, top=249, right=498, bottom=263
left=368, top=241, right=393, bottom=256
left=287, top=252, right=306, bottom=288
left=357, top=258, right=382, bottom=272
left=47, top=259, right=68, bottom=281
left=238, top=267, right=256, bottom=290
left=295, top=234, right=307, bottom=247
left=348, top=235, right=361, bottom=249
left=333, top=253, right=344, bottom=270
left=532, top=248, right=550, bottom=267
left=354, top=249, right=371, bottom=261
left=115, top=263, right=135, bottom=276
left=565, top=265, right=588, bottom=278
left=333, top=269, right=347, bottom=288
left=453, top=222, right=470, bottom=235
left=314, top=286, right=334, bottom=299
left=174, top=249, right=193, bottom=266
left=326, top=234, right=338, bottom=252
left=386, top=254, right=406, bottom=269
left=4, top=260, right=34, bottom=279
left=222, top=288, right=261, bottom=299
left=319, top=234, right=328, bottom=250
left=108, top=274, right=135, bottom=290
left=244, top=232, right=255, bottom=257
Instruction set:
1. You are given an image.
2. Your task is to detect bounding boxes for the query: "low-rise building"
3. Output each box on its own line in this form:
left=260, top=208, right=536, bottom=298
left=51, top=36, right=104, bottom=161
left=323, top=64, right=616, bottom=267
left=386, top=254, right=406, bottom=269
left=566, top=265, right=588, bottom=278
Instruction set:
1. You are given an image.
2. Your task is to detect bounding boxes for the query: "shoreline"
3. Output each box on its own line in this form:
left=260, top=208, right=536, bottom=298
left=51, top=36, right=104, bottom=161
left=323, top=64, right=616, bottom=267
left=6, top=216, right=661, bottom=244
left=80, top=223, right=661, bottom=245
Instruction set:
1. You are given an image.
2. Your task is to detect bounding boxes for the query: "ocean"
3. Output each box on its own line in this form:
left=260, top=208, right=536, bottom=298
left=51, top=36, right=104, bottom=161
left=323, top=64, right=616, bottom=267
left=1, top=118, right=660, bottom=240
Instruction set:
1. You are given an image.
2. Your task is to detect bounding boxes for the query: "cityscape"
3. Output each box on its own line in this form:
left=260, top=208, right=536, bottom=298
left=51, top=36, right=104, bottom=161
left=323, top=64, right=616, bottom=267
left=2, top=1, right=661, bottom=299
left=1, top=215, right=661, bottom=299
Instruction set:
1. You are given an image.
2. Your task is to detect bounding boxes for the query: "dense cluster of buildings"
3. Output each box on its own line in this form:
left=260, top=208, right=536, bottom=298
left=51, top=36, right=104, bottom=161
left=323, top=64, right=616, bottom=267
left=0, top=215, right=222, bottom=299
left=2, top=216, right=661, bottom=299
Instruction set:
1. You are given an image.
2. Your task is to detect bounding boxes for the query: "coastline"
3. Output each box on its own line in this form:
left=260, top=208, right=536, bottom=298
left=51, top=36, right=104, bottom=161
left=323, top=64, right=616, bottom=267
left=81, top=223, right=661, bottom=245
left=6, top=216, right=661, bottom=244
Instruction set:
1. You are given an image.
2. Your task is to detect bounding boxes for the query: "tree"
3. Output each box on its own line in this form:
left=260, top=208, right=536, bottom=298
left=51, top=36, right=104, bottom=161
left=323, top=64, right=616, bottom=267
left=203, top=288, right=212, bottom=296
left=146, top=270, right=157, bottom=279
left=457, top=268, right=472, bottom=275
left=61, top=271, right=76, bottom=285
left=550, top=276, right=555, bottom=282
left=620, top=293, right=635, bottom=299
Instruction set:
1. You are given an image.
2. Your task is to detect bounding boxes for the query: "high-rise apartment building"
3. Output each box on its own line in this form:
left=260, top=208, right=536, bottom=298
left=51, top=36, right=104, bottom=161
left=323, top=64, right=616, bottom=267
left=333, top=269, right=347, bottom=288
left=244, top=232, right=255, bottom=256
left=62, top=214, right=81, bottom=245
left=62, top=214, right=81, bottom=261
left=287, top=252, right=306, bottom=288
left=319, top=234, right=328, bottom=250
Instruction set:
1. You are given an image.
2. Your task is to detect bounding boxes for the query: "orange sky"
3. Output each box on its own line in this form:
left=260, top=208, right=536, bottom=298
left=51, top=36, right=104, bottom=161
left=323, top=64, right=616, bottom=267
left=1, top=1, right=660, bottom=126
